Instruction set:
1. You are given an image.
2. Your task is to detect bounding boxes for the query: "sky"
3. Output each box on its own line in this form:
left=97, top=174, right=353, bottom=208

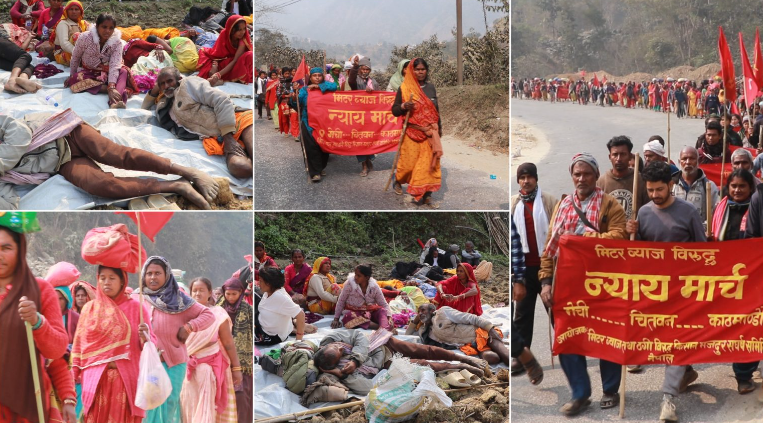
left=257, top=0, right=505, bottom=45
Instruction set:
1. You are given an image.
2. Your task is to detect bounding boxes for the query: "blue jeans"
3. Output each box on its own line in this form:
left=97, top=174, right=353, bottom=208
left=733, top=361, right=760, bottom=381
left=559, top=353, right=621, bottom=400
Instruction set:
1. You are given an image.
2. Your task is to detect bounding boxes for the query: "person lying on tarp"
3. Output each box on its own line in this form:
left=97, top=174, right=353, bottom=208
left=142, top=67, right=252, bottom=180
left=260, top=328, right=488, bottom=404
left=0, top=109, right=219, bottom=209
left=406, top=303, right=509, bottom=367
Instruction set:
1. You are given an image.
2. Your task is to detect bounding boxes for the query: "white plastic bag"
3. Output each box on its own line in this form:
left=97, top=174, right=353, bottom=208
left=365, top=356, right=452, bottom=423
left=134, top=340, right=172, bottom=410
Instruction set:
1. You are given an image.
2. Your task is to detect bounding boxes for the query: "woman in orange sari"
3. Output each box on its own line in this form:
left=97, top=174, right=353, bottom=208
left=433, top=263, right=482, bottom=316
left=303, top=257, right=342, bottom=314
left=71, top=265, right=155, bottom=423
left=391, top=58, right=443, bottom=205
left=197, top=15, right=252, bottom=86
left=49, top=0, right=88, bottom=66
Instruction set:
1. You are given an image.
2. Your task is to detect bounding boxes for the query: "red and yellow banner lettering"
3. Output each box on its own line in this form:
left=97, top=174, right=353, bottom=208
left=552, top=236, right=763, bottom=365
left=307, top=90, right=402, bottom=156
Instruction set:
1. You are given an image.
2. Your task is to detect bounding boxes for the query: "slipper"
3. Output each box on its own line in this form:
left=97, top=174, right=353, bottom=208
left=438, top=370, right=469, bottom=388
left=128, top=198, right=151, bottom=210
left=311, top=175, right=321, bottom=182
left=360, top=168, right=368, bottom=177
left=393, top=182, right=403, bottom=195
left=147, top=195, right=180, bottom=210
left=560, top=397, right=591, bottom=416
left=459, top=369, right=481, bottom=385
left=600, top=393, right=619, bottom=409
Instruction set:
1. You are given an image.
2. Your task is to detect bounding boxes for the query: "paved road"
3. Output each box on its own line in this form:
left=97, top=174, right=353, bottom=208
left=511, top=100, right=704, bottom=196
left=254, top=121, right=510, bottom=210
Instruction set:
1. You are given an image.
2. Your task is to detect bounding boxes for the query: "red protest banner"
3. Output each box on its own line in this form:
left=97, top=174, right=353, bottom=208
left=307, top=90, right=402, bottom=156
left=552, top=235, right=763, bottom=366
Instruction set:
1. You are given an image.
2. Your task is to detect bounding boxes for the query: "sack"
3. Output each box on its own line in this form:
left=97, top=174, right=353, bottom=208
left=134, top=340, right=172, bottom=410
left=365, top=357, right=451, bottom=423
left=81, top=224, right=146, bottom=274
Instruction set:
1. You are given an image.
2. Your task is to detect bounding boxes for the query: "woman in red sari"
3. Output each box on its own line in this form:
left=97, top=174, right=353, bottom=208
left=197, top=15, right=252, bottom=86
left=71, top=264, right=155, bottom=423
left=433, top=263, right=482, bottom=316
left=265, top=69, right=280, bottom=128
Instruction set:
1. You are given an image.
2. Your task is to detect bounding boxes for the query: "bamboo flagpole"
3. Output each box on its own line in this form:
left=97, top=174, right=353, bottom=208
left=721, top=106, right=729, bottom=188
left=295, top=92, right=311, bottom=184
left=706, top=181, right=713, bottom=239
left=138, top=212, right=144, bottom=326
left=619, top=152, right=641, bottom=418
left=25, top=322, right=45, bottom=423
left=384, top=94, right=414, bottom=191
left=667, top=108, right=671, bottom=162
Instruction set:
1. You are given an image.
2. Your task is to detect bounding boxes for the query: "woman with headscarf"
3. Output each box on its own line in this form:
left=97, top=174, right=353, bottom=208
left=181, top=277, right=241, bottom=423
left=67, top=13, right=139, bottom=109
left=45, top=262, right=82, bottom=345
left=0, top=214, right=69, bottom=423
left=72, top=264, right=154, bottom=423
left=433, top=263, right=482, bottom=316
left=50, top=0, right=88, bottom=66
left=282, top=248, right=310, bottom=305
left=216, top=276, right=253, bottom=423
left=139, top=256, right=216, bottom=423
left=325, top=63, right=345, bottom=89
left=197, top=15, right=252, bottom=86
left=289, top=67, right=338, bottom=182
left=69, top=280, right=95, bottom=314
left=391, top=58, right=443, bottom=205
left=265, top=69, right=280, bottom=127
left=386, top=59, right=410, bottom=92
left=167, top=36, right=199, bottom=73
left=302, top=257, right=342, bottom=314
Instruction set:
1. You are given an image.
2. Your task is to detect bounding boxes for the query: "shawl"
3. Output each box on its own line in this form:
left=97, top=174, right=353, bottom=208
left=221, top=276, right=245, bottom=321
left=70, top=268, right=131, bottom=370
left=139, top=256, right=196, bottom=314
left=513, top=186, right=549, bottom=255
left=387, top=59, right=410, bottom=92
left=302, top=257, right=335, bottom=296
left=712, top=196, right=750, bottom=240
left=201, top=14, right=251, bottom=61
left=0, top=233, right=50, bottom=423
left=434, top=263, right=482, bottom=316
left=50, top=0, right=87, bottom=48
left=544, top=187, right=604, bottom=258
left=265, top=78, right=280, bottom=109
left=69, top=280, right=95, bottom=313
left=44, top=5, right=64, bottom=31
left=185, top=305, right=231, bottom=413
left=285, top=262, right=311, bottom=294
left=400, top=59, right=439, bottom=141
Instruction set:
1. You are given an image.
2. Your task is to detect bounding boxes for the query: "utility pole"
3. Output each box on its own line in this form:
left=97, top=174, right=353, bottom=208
left=457, top=0, right=463, bottom=85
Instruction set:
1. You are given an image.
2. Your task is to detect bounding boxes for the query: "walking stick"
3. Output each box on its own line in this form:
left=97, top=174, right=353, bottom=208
left=706, top=182, right=713, bottom=239
left=138, top=212, right=144, bottom=326
left=619, top=153, right=641, bottom=418
left=546, top=261, right=558, bottom=370
left=722, top=120, right=728, bottom=188
left=384, top=94, right=414, bottom=191
left=25, top=322, right=45, bottom=423
left=296, top=91, right=311, bottom=184
left=667, top=109, right=671, bottom=162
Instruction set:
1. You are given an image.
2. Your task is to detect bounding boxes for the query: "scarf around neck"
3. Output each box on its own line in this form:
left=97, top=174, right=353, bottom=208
left=519, top=187, right=538, bottom=203
left=140, top=256, right=195, bottom=314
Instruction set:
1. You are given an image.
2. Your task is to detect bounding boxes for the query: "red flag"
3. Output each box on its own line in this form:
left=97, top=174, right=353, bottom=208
left=115, top=211, right=173, bottom=242
left=592, top=73, right=600, bottom=87
left=291, top=55, right=309, bottom=86
left=740, top=32, right=759, bottom=111
left=718, top=27, right=737, bottom=102
left=580, top=70, right=586, bottom=77
left=755, top=28, right=763, bottom=93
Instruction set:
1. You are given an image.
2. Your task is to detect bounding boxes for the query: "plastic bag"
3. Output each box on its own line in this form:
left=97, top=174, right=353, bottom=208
left=134, top=340, right=172, bottom=410
left=365, top=356, right=452, bottom=423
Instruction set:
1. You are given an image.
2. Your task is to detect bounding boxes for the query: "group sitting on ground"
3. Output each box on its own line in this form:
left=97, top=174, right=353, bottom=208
left=253, top=238, right=508, bottom=404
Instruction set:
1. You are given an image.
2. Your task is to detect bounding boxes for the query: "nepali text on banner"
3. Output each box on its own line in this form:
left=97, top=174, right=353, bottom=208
left=552, top=235, right=763, bottom=366
left=307, top=90, right=402, bottom=156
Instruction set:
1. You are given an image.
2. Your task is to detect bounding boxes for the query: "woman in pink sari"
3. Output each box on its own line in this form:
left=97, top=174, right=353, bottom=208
left=282, top=248, right=310, bottom=305
left=181, top=277, right=242, bottom=423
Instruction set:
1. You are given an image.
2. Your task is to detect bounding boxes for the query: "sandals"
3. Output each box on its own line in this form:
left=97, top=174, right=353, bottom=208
left=560, top=397, right=591, bottom=416
left=511, top=358, right=525, bottom=375
left=522, top=356, right=544, bottom=385
left=600, top=393, right=619, bottom=409
left=438, top=369, right=470, bottom=388
left=311, top=175, right=321, bottom=182
left=737, top=379, right=756, bottom=394
left=393, top=182, right=403, bottom=195
left=459, top=369, right=481, bottom=385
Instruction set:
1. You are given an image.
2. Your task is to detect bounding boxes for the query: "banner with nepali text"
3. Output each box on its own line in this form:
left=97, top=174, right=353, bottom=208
left=307, top=90, right=403, bottom=155
left=552, top=236, right=763, bottom=366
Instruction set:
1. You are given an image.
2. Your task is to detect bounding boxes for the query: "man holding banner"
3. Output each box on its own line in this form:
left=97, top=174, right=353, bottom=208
left=626, top=161, right=705, bottom=422
left=538, top=152, right=627, bottom=417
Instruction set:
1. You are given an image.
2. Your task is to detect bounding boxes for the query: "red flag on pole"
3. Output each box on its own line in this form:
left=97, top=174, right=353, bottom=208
left=115, top=212, right=173, bottom=242
left=592, top=73, right=600, bottom=87
left=754, top=28, right=763, bottom=92
left=718, top=27, right=738, bottom=102
left=740, top=32, right=759, bottom=110
left=580, top=70, right=586, bottom=78
left=291, top=55, right=309, bottom=87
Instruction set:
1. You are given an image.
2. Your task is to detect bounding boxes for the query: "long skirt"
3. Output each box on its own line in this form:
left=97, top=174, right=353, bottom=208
left=271, top=105, right=279, bottom=129
left=396, top=135, right=441, bottom=201
left=67, top=66, right=139, bottom=106
left=197, top=50, right=253, bottom=84
left=235, top=373, right=253, bottom=423
left=84, top=368, right=141, bottom=423
left=143, top=362, right=186, bottom=423
left=180, top=359, right=237, bottom=423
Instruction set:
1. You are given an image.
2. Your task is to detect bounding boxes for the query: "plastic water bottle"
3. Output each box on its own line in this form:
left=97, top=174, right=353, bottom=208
left=36, top=89, right=59, bottom=107
left=25, top=19, right=32, bottom=31
left=42, top=25, right=49, bottom=39
left=38, top=57, right=50, bottom=65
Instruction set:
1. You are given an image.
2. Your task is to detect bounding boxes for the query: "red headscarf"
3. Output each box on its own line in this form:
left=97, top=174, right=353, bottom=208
left=203, top=15, right=251, bottom=61
left=70, top=267, right=132, bottom=370
left=434, top=263, right=482, bottom=316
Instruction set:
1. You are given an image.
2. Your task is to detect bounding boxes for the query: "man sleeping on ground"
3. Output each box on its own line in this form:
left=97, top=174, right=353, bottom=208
left=0, top=108, right=219, bottom=209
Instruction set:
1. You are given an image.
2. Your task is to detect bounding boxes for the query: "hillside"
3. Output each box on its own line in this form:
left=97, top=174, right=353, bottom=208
left=27, top=212, right=253, bottom=288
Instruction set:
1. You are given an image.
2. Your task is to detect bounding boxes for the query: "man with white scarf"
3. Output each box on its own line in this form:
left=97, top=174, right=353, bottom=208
left=509, top=162, right=556, bottom=375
